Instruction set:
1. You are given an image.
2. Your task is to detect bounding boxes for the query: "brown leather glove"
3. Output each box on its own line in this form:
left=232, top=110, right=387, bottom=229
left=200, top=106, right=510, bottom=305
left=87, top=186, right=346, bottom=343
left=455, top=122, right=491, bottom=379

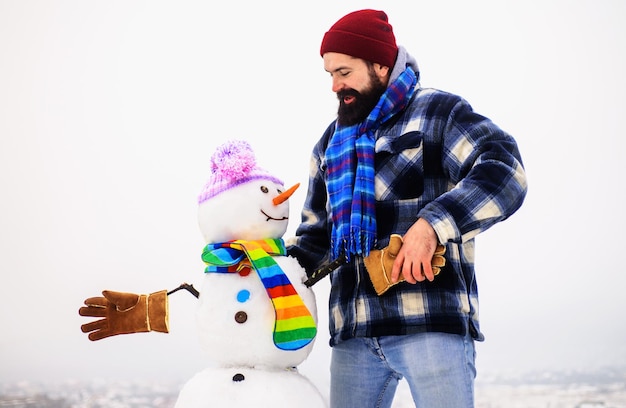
left=364, top=234, right=446, bottom=295
left=79, top=290, right=169, bottom=341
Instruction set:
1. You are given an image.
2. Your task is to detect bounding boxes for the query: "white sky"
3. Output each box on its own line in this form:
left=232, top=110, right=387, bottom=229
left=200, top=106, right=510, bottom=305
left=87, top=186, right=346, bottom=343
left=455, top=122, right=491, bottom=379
left=1, top=0, right=625, bottom=394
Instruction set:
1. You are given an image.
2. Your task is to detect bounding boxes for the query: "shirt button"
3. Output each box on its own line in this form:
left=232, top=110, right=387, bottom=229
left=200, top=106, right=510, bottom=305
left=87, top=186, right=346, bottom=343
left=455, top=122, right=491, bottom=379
left=237, top=289, right=251, bottom=303
left=235, top=311, right=248, bottom=323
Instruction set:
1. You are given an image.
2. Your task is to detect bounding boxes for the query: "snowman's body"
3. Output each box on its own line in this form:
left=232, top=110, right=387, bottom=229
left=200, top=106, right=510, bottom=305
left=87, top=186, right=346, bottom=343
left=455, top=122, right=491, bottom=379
left=195, top=255, right=317, bottom=368
left=175, top=366, right=324, bottom=407
left=175, top=254, right=324, bottom=407
left=174, top=141, right=326, bottom=407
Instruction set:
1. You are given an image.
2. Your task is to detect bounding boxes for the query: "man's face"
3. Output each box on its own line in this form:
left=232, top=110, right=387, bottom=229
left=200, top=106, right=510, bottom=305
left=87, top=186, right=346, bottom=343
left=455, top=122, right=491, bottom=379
left=323, top=52, right=388, bottom=126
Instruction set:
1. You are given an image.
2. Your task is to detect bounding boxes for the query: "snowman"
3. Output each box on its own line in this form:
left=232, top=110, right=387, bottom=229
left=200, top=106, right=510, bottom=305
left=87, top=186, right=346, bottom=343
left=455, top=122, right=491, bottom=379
left=79, top=140, right=327, bottom=407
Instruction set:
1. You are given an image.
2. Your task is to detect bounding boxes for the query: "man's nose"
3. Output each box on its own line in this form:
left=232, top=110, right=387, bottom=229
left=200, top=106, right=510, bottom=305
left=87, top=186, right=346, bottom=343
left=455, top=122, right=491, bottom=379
left=331, top=77, right=344, bottom=93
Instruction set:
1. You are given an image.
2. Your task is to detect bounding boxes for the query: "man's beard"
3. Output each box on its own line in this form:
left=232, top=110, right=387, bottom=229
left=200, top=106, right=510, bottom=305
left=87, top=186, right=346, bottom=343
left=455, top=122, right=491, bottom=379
left=336, top=71, right=387, bottom=126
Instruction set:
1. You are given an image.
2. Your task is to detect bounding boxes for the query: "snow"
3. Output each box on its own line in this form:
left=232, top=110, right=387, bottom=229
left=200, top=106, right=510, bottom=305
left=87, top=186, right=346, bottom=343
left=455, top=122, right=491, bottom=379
left=4, top=371, right=626, bottom=408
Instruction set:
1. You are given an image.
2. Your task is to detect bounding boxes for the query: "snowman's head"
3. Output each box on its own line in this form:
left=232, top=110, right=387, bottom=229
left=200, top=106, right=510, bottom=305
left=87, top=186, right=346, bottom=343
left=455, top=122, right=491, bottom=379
left=197, top=140, right=298, bottom=243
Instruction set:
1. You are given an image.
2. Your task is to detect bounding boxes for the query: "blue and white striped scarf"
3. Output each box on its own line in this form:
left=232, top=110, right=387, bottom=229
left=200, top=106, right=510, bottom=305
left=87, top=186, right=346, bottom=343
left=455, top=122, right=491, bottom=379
left=326, top=67, right=418, bottom=260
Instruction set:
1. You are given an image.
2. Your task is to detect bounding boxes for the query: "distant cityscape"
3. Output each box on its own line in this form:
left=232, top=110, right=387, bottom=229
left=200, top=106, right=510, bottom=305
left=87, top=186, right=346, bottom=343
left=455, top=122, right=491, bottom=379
left=473, top=365, right=626, bottom=408
left=1, top=366, right=625, bottom=408
left=0, top=378, right=180, bottom=408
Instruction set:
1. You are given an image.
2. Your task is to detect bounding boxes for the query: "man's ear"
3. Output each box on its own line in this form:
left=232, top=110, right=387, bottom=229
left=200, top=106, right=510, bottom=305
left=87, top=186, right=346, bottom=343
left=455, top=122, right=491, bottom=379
left=373, top=63, right=390, bottom=82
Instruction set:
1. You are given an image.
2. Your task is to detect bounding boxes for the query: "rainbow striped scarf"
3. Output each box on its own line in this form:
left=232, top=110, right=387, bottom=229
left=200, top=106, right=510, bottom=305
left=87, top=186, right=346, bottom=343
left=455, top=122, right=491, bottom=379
left=201, top=238, right=316, bottom=351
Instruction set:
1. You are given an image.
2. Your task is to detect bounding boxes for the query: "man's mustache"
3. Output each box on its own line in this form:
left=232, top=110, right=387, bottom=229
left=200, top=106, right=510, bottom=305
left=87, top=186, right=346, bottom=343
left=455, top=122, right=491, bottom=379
left=337, top=89, right=361, bottom=101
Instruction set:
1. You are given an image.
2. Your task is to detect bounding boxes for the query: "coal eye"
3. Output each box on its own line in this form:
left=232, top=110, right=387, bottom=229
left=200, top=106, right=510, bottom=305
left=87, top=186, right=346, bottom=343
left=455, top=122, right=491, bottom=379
left=276, top=189, right=283, bottom=194
left=260, top=186, right=269, bottom=193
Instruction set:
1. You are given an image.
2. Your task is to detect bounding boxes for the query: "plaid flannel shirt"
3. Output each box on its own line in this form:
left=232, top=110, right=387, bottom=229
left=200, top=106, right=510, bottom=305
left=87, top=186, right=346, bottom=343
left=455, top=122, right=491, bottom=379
left=288, top=87, right=527, bottom=346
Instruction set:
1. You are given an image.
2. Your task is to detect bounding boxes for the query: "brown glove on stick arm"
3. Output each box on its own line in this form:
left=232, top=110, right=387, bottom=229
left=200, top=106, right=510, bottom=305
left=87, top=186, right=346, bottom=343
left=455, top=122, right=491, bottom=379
left=364, top=234, right=446, bottom=296
left=79, top=290, right=169, bottom=341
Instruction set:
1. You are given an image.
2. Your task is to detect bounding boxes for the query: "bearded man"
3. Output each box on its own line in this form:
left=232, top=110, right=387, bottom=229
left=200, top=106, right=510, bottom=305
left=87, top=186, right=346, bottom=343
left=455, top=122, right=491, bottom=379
left=288, top=9, right=528, bottom=408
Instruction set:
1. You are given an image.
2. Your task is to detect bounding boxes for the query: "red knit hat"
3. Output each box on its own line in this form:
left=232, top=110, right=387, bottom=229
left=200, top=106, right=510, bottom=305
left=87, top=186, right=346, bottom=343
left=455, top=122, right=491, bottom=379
left=320, top=9, right=398, bottom=68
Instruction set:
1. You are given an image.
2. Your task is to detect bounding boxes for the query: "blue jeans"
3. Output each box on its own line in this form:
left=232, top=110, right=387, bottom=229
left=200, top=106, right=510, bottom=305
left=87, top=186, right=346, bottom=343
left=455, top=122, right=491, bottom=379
left=330, top=332, right=476, bottom=408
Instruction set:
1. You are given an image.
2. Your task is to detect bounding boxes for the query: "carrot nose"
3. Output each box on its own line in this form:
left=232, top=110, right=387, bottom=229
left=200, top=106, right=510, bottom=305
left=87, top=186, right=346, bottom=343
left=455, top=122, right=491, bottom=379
left=273, top=183, right=300, bottom=205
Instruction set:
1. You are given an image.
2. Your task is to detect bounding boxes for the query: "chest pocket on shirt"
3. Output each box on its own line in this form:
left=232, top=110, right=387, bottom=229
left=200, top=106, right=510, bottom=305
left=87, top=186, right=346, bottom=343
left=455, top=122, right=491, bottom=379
left=375, top=130, right=444, bottom=243
left=375, top=131, right=425, bottom=200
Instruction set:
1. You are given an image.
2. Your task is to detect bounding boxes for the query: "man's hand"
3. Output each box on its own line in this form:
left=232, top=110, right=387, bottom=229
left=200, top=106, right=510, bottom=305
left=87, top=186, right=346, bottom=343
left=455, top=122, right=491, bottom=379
left=79, top=290, right=169, bottom=341
left=364, top=228, right=446, bottom=295
left=391, top=218, right=441, bottom=284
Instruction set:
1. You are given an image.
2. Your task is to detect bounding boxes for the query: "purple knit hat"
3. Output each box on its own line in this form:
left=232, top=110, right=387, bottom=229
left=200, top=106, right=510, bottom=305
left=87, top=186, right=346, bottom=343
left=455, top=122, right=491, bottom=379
left=198, top=140, right=283, bottom=204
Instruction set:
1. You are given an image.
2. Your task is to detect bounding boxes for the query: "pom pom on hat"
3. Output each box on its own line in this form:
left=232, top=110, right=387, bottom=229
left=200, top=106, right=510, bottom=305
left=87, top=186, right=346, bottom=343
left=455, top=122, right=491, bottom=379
left=320, top=9, right=398, bottom=68
left=198, top=140, right=283, bottom=203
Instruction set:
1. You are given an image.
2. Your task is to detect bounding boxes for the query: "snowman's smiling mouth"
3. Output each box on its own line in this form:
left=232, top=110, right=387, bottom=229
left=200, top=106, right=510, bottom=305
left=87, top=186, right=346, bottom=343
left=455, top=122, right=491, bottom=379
left=261, top=210, right=288, bottom=222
